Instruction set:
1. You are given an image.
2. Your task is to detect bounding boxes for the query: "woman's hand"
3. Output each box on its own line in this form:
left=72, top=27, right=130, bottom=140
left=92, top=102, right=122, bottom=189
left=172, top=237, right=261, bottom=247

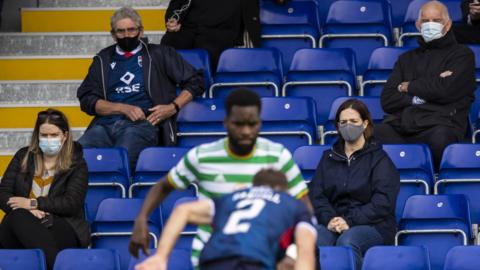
left=7, top=197, right=31, bottom=210
left=327, top=217, right=350, bottom=233
left=30, top=210, right=47, bottom=219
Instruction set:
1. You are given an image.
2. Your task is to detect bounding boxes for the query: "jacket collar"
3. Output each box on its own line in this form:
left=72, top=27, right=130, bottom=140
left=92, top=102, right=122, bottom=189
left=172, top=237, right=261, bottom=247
left=417, top=30, right=457, bottom=51
left=330, top=138, right=381, bottom=161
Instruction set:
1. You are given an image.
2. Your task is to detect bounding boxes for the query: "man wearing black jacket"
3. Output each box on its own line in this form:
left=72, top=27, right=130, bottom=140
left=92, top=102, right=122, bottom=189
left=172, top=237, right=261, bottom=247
left=453, top=0, right=480, bottom=44
left=376, top=1, right=476, bottom=170
left=77, top=7, right=204, bottom=170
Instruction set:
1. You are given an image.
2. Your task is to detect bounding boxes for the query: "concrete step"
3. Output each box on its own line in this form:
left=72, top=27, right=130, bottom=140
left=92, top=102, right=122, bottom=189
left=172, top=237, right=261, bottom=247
left=0, top=56, right=92, bottom=80
left=21, top=7, right=167, bottom=32
left=0, top=81, right=80, bottom=105
left=0, top=105, right=92, bottom=128
left=39, top=0, right=168, bottom=7
left=0, top=32, right=163, bottom=56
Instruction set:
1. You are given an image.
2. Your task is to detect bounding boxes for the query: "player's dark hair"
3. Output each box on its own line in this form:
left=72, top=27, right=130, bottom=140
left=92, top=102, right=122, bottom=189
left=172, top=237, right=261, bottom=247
left=253, top=169, right=288, bottom=191
left=225, top=88, right=262, bottom=116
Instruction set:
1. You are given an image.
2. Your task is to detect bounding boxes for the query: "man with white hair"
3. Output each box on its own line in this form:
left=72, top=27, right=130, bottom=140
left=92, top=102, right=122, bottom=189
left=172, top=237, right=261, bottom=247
left=376, top=0, right=476, bottom=170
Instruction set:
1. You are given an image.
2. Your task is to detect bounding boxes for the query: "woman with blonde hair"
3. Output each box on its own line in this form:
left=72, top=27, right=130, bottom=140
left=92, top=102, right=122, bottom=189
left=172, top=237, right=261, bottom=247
left=0, top=108, right=89, bottom=270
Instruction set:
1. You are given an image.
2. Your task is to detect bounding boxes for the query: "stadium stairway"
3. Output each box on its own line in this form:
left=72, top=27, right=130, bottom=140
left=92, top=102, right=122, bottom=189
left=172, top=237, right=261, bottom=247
left=0, top=0, right=168, bottom=220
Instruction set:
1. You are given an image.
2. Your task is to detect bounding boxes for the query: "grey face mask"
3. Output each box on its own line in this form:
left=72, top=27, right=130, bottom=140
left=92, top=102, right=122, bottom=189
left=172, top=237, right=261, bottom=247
left=338, top=123, right=365, bottom=142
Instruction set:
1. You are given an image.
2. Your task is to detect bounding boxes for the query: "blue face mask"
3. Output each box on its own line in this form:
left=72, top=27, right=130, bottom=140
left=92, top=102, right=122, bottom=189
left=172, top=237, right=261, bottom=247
left=421, top=22, right=444, bottom=43
left=39, top=137, right=63, bottom=156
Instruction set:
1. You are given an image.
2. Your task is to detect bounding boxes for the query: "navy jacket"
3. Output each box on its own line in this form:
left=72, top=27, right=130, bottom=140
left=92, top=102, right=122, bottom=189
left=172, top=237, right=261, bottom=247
left=77, top=41, right=204, bottom=145
left=309, top=139, right=400, bottom=244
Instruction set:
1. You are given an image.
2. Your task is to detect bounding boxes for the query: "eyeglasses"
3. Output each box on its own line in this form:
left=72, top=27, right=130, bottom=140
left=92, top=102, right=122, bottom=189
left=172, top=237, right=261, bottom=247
left=112, top=27, right=140, bottom=36
left=38, top=110, right=63, bottom=121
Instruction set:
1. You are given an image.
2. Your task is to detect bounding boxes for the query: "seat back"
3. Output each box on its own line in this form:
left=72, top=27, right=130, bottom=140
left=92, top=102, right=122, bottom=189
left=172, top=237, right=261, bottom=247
left=443, top=246, right=480, bottom=270
left=361, top=46, right=411, bottom=96
left=131, top=147, right=190, bottom=198
left=362, top=246, right=431, bottom=270
left=437, top=144, right=480, bottom=225
left=321, top=0, right=393, bottom=73
left=212, top=48, right=283, bottom=98
left=0, top=249, right=46, bottom=270
left=177, top=49, right=213, bottom=91
left=260, top=97, right=318, bottom=152
left=284, top=48, right=356, bottom=125
left=128, top=248, right=193, bottom=270
left=83, top=147, right=130, bottom=222
left=293, top=145, right=330, bottom=182
left=468, top=45, right=480, bottom=137
left=383, top=144, right=435, bottom=221
left=319, top=246, right=356, bottom=270
left=397, top=194, right=472, bottom=270
left=53, top=249, right=121, bottom=270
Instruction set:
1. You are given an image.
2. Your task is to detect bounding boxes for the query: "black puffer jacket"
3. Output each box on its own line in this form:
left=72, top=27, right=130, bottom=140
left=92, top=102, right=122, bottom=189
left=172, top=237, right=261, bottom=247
left=381, top=30, right=476, bottom=137
left=0, top=142, right=90, bottom=247
left=309, top=139, right=400, bottom=244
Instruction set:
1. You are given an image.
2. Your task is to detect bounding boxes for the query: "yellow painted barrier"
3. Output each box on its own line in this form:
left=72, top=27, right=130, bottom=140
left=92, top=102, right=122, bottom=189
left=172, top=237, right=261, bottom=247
left=0, top=106, right=92, bottom=128
left=0, top=57, right=92, bottom=80
left=22, top=8, right=166, bottom=32
left=0, top=154, right=13, bottom=178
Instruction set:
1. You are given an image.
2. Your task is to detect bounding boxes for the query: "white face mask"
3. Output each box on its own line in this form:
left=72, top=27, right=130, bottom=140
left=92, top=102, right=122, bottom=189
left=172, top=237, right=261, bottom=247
left=421, top=21, right=444, bottom=43
left=39, top=137, right=63, bottom=156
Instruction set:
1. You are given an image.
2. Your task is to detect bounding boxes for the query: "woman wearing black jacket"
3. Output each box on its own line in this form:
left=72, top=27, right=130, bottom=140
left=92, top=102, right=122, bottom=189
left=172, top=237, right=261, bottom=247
left=0, top=109, right=89, bottom=270
left=309, top=99, right=400, bottom=270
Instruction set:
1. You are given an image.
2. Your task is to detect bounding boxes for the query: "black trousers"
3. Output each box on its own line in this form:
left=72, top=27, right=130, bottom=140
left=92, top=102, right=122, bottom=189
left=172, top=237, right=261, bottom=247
left=453, top=24, right=480, bottom=44
left=161, top=26, right=239, bottom=71
left=0, top=209, right=80, bottom=270
left=375, top=123, right=461, bottom=171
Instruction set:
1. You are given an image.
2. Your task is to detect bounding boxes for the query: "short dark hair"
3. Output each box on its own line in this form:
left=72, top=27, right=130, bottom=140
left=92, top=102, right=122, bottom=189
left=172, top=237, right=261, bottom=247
left=252, top=169, right=288, bottom=191
left=334, top=98, right=374, bottom=141
left=225, top=88, right=261, bottom=116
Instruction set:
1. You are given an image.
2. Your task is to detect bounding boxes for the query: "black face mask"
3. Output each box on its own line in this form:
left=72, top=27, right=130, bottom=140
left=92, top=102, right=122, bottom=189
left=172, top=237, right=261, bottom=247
left=117, top=34, right=140, bottom=52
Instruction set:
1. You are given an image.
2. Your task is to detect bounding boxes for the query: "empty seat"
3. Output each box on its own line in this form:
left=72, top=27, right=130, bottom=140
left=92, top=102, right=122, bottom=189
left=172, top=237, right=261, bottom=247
left=177, top=49, right=213, bottom=92
left=383, top=144, right=435, bottom=221
left=293, top=145, right=330, bottom=182
left=468, top=45, right=480, bottom=141
left=396, top=194, right=472, bottom=270
left=129, top=147, right=190, bottom=198
left=319, top=246, right=356, bottom=270
left=320, top=0, right=393, bottom=74
left=322, top=96, right=384, bottom=144
left=210, top=48, right=283, bottom=98
left=443, top=246, right=480, bottom=270
left=53, top=249, right=121, bottom=270
left=83, top=147, right=130, bottom=222
left=91, top=198, right=160, bottom=270
left=362, top=246, right=431, bottom=270
left=390, top=0, right=415, bottom=28
left=0, top=249, right=46, bottom=270
left=128, top=248, right=193, bottom=270
left=260, top=0, right=320, bottom=71
left=435, top=143, right=480, bottom=237
left=283, top=48, right=357, bottom=126
left=361, top=47, right=411, bottom=96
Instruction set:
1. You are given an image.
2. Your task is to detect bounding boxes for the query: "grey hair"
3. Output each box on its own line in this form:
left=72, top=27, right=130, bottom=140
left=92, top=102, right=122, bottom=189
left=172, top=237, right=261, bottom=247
left=110, top=7, right=143, bottom=31
left=417, top=0, right=451, bottom=22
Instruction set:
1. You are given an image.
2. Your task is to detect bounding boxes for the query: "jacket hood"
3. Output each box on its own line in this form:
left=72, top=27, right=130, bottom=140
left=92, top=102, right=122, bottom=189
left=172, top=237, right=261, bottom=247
left=417, top=29, right=457, bottom=50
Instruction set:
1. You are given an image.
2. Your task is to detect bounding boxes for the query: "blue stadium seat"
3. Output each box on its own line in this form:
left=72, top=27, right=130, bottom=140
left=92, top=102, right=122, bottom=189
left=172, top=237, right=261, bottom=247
left=399, top=0, right=463, bottom=47
left=210, top=48, right=283, bottom=98
left=396, top=194, right=472, bottom=270
left=360, top=47, right=411, bottom=96
left=435, top=143, right=480, bottom=238
left=319, top=246, right=356, bottom=270
left=0, top=249, right=46, bottom=270
left=283, top=48, right=357, bottom=126
left=53, top=249, right=121, bottom=270
left=322, top=96, right=384, bottom=144
left=383, top=144, right=435, bottom=222
left=177, top=49, right=213, bottom=92
left=83, top=147, right=130, bottom=222
left=129, top=147, right=190, bottom=198
left=468, top=45, right=480, bottom=141
left=443, top=246, right=480, bottom=270
left=319, top=0, right=393, bottom=74
left=91, top=198, right=160, bottom=270
left=390, top=0, right=414, bottom=28
left=362, top=246, right=431, bottom=270
left=159, top=185, right=198, bottom=238
left=260, top=0, right=320, bottom=71
left=177, top=97, right=317, bottom=153
left=128, top=248, right=193, bottom=270
left=293, top=145, right=330, bottom=182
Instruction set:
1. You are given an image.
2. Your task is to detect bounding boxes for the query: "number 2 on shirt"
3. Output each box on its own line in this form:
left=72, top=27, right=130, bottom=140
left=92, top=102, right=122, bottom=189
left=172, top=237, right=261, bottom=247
left=223, top=199, right=266, bottom=234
